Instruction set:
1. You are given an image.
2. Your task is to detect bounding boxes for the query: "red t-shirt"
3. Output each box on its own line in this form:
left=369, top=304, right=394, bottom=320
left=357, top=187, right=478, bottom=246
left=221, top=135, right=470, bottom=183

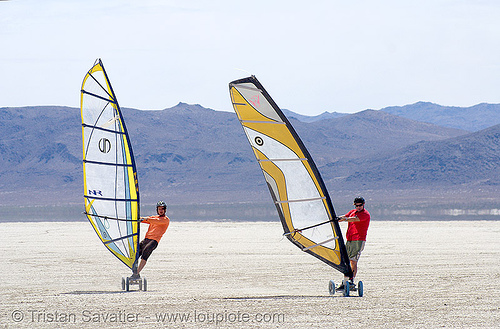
left=142, top=215, right=170, bottom=242
left=345, top=209, right=370, bottom=241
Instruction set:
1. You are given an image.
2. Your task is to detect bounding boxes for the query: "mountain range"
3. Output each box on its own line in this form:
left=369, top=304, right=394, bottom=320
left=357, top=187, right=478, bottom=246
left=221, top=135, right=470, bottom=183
left=380, top=102, right=500, bottom=132
left=284, top=102, right=500, bottom=132
left=0, top=102, right=498, bottom=215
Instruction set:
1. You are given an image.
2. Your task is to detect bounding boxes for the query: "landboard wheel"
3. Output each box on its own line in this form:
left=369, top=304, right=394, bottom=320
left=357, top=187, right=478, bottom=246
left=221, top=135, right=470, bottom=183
left=143, top=277, right=147, bottom=291
left=125, top=277, right=130, bottom=292
left=121, top=277, right=126, bottom=290
left=328, top=280, right=335, bottom=295
left=358, top=281, right=363, bottom=297
left=343, top=280, right=350, bottom=297
left=139, top=279, right=143, bottom=291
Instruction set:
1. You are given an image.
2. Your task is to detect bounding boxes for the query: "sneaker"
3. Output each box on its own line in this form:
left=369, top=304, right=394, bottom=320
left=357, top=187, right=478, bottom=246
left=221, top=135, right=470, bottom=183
left=336, top=281, right=356, bottom=291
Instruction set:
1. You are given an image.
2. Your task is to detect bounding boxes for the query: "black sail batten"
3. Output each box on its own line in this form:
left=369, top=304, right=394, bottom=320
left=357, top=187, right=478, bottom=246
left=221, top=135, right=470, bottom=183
left=84, top=195, right=139, bottom=202
left=86, top=58, right=117, bottom=103
left=83, top=159, right=134, bottom=167
left=229, top=75, right=353, bottom=277
left=104, top=233, right=139, bottom=245
left=82, top=123, right=127, bottom=135
left=81, top=89, right=118, bottom=105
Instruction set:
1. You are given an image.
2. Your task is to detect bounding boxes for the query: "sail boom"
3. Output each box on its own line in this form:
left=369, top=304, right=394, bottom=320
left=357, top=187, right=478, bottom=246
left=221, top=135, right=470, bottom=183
left=83, top=212, right=141, bottom=222
left=285, top=218, right=335, bottom=235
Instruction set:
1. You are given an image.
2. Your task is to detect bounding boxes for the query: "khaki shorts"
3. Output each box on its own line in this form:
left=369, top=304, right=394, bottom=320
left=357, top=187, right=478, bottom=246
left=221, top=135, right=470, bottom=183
left=346, top=240, right=365, bottom=261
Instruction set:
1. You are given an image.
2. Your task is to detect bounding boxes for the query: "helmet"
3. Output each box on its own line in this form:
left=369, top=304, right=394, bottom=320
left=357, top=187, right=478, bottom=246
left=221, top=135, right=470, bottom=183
left=156, top=201, right=167, bottom=210
left=354, top=196, right=365, bottom=205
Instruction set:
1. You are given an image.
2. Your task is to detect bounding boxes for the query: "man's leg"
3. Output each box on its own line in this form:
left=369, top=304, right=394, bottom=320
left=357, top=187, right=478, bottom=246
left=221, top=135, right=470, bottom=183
left=137, top=258, right=147, bottom=274
left=350, top=259, right=358, bottom=280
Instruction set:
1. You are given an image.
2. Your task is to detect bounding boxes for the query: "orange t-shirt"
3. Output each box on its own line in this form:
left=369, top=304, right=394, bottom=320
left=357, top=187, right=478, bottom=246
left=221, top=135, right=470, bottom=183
left=142, top=215, right=170, bottom=242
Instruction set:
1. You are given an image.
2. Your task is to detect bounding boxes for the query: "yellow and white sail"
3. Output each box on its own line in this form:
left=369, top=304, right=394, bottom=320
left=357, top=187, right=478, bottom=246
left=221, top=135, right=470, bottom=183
left=80, top=59, right=140, bottom=270
left=229, top=76, right=352, bottom=276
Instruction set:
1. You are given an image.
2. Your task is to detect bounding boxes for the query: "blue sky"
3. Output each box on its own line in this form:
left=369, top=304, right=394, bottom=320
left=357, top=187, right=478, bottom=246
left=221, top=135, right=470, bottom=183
left=2, top=0, right=500, bottom=114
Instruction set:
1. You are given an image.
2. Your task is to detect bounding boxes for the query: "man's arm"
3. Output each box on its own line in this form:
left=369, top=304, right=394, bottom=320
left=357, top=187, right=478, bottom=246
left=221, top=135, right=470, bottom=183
left=338, top=215, right=360, bottom=222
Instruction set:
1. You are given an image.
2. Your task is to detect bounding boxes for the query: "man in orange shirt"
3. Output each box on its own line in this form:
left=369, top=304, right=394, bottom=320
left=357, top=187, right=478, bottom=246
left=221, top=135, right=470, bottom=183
left=131, top=201, right=170, bottom=279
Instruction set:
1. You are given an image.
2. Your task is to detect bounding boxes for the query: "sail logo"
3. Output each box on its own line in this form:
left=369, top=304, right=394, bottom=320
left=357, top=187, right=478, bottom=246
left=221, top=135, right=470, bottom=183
left=249, top=95, right=260, bottom=108
left=88, top=190, right=103, bottom=196
left=98, top=138, right=112, bottom=153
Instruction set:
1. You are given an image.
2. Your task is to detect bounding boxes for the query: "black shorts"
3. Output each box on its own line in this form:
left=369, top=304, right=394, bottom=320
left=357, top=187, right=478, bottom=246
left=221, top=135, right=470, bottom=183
left=139, top=238, right=158, bottom=261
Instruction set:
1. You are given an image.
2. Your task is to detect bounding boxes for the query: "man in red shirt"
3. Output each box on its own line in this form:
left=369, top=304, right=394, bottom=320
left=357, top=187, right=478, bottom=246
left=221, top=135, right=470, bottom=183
left=131, top=201, right=170, bottom=279
left=338, top=196, right=370, bottom=289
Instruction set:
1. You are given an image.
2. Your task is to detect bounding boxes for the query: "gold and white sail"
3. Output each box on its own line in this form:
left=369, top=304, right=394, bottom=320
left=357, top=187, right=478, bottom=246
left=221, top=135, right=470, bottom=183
left=229, top=76, right=352, bottom=276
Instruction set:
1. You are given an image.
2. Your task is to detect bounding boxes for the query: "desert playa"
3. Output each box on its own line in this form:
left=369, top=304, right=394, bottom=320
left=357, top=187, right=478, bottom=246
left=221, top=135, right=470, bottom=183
left=1, top=220, right=499, bottom=328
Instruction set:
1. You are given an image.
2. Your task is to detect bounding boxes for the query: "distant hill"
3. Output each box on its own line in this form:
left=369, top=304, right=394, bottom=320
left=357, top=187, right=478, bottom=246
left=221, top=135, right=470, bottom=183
left=380, top=102, right=500, bottom=132
left=322, top=123, right=500, bottom=188
left=290, top=109, right=466, bottom=164
left=285, top=102, right=500, bottom=132
left=281, top=109, right=346, bottom=122
left=1, top=103, right=497, bottom=210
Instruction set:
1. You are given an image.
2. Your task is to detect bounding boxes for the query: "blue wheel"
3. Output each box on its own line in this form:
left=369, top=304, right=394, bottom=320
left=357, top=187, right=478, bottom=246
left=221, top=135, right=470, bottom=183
left=358, top=281, right=363, bottom=297
left=343, top=280, right=350, bottom=297
left=328, top=280, right=335, bottom=295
